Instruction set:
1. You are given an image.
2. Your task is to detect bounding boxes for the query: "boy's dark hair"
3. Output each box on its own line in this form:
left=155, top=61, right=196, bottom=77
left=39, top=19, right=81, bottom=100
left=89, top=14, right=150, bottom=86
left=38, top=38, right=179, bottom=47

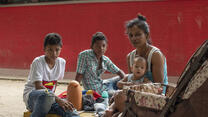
left=126, top=14, right=152, bottom=44
left=91, top=32, right=108, bottom=48
left=44, top=33, right=63, bottom=48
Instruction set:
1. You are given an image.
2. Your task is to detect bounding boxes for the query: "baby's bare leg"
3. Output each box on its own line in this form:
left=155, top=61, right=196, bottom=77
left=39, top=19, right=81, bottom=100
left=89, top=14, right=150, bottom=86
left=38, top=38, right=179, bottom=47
left=103, top=90, right=127, bottom=117
left=103, top=102, right=116, bottom=117
left=114, top=91, right=127, bottom=112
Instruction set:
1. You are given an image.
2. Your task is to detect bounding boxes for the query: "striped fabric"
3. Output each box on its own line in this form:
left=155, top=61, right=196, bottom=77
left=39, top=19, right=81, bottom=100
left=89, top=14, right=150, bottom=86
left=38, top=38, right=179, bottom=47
left=76, top=49, right=120, bottom=94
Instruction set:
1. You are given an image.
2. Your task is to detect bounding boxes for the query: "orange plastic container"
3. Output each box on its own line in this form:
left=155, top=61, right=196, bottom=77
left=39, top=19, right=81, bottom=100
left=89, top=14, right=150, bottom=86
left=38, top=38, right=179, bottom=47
left=67, top=80, right=82, bottom=110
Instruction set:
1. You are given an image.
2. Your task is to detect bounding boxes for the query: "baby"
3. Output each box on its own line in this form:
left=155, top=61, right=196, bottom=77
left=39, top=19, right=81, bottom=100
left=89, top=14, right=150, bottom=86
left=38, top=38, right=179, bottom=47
left=117, top=56, right=150, bottom=89
left=103, top=57, right=151, bottom=117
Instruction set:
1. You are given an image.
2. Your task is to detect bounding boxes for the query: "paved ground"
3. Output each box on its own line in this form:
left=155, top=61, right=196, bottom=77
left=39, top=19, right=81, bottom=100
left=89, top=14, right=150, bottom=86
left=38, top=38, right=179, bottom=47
left=0, top=79, right=68, bottom=117
left=0, top=68, right=179, bottom=84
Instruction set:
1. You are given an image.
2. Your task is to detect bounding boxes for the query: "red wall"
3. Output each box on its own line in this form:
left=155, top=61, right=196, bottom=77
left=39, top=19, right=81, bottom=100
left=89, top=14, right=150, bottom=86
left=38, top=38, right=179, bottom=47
left=0, top=1, right=207, bottom=76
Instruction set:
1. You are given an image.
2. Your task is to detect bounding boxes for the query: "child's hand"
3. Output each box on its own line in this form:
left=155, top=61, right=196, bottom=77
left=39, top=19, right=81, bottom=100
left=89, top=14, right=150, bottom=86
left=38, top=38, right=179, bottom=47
left=57, top=99, right=74, bottom=111
left=125, top=82, right=134, bottom=86
left=132, top=82, right=141, bottom=85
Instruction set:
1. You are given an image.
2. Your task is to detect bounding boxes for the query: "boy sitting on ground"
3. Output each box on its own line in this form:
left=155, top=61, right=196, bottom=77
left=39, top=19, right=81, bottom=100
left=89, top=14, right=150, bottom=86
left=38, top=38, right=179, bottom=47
left=23, top=33, right=79, bottom=117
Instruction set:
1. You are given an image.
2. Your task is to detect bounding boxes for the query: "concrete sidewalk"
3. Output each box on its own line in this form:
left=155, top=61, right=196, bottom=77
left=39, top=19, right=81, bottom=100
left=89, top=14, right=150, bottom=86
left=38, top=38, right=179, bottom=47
left=0, top=75, right=71, bottom=85
left=0, top=68, right=179, bottom=84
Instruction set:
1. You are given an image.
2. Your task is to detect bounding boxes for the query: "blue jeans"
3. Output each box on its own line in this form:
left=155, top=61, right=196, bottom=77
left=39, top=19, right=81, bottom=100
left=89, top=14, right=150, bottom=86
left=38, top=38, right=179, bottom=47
left=103, top=76, right=121, bottom=97
left=27, top=90, right=80, bottom=117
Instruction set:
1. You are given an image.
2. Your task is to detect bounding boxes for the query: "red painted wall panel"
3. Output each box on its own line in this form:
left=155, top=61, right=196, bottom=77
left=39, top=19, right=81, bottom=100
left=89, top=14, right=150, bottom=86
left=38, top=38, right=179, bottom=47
left=0, top=1, right=207, bottom=76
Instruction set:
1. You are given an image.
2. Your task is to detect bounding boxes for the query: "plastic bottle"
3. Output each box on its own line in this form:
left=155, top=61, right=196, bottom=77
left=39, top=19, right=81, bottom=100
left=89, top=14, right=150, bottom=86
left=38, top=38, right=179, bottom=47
left=101, top=91, right=109, bottom=107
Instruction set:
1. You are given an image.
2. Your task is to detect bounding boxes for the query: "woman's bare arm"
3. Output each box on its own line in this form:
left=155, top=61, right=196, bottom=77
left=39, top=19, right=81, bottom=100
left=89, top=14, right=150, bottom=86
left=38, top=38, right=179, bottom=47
left=126, top=54, right=132, bottom=74
left=151, top=51, right=164, bottom=83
